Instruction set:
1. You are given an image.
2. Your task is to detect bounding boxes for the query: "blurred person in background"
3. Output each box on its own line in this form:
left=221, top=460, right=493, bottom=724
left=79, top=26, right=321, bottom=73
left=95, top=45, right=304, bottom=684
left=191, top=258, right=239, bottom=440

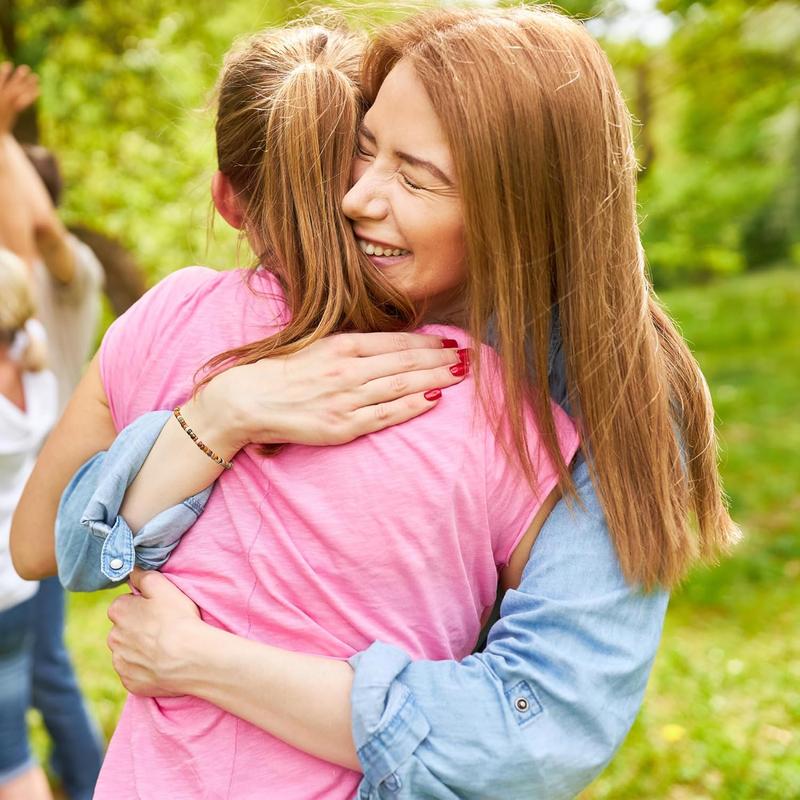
left=0, top=248, right=55, bottom=800
left=0, top=64, right=103, bottom=800
left=0, top=64, right=104, bottom=414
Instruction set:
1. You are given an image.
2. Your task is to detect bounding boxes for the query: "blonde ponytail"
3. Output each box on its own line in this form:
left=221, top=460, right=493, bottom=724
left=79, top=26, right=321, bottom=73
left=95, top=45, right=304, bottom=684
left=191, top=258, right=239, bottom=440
left=0, top=248, right=47, bottom=372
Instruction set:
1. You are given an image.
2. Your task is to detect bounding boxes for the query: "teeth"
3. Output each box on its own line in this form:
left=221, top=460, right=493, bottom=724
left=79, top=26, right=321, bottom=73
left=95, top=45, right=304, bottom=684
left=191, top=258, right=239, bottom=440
left=358, top=239, right=409, bottom=257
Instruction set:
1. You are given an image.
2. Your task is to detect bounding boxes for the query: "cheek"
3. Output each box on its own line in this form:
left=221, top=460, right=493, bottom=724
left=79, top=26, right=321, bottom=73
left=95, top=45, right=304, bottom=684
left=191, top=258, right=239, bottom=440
left=437, top=219, right=466, bottom=285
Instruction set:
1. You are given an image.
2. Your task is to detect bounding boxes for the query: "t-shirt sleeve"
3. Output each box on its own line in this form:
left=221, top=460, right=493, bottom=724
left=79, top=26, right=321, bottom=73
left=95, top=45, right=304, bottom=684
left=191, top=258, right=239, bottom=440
left=484, top=384, right=580, bottom=568
left=99, top=266, right=217, bottom=430
left=67, top=235, right=105, bottom=299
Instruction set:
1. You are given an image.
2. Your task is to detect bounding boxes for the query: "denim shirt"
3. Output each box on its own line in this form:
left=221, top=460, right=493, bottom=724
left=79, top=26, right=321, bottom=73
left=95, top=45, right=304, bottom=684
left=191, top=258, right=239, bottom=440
left=56, top=416, right=669, bottom=800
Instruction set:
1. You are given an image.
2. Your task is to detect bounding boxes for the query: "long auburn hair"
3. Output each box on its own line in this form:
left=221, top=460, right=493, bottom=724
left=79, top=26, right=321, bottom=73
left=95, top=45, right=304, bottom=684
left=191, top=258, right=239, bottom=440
left=201, top=22, right=415, bottom=382
left=363, top=6, right=738, bottom=588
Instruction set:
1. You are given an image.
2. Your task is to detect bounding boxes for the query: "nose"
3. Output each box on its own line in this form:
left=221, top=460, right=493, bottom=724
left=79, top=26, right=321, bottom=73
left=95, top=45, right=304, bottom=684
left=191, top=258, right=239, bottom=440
left=342, top=163, right=389, bottom=223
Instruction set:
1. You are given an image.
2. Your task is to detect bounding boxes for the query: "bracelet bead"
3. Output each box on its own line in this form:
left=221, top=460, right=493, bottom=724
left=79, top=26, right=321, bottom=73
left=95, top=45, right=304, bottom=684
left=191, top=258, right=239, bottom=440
left=173, top=407, right=234, bottom=470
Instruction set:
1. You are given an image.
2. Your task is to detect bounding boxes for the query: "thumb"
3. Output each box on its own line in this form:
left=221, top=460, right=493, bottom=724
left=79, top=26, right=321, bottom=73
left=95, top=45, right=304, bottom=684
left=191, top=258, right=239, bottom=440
left=129, top=566, right=172, bottom=599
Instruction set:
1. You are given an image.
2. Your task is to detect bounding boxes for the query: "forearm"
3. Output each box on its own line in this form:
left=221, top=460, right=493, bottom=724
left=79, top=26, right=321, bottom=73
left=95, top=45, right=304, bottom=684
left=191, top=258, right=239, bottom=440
left=347, top=456, right=670, bottom=799
left=117, top=331, right=468, bottom=531
left=34, top=219, right=75, bottom=284
left=0, top=135, right=37, bottom=265
left=12, top=356, right=117, bottom=578
left=176, top=621, right=359, bottom=770
left=119, top=398, right=236, bottom=532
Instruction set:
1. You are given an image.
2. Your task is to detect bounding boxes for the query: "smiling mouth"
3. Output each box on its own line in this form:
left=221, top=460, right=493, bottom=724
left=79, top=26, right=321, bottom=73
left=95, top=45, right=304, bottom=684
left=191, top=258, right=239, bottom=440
left=356, top=238, right=411, bottom=258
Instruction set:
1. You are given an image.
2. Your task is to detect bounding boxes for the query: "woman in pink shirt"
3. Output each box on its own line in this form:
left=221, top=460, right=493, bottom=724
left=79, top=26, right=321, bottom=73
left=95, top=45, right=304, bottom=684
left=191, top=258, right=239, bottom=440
left=14, top=7, right=735, bottom=799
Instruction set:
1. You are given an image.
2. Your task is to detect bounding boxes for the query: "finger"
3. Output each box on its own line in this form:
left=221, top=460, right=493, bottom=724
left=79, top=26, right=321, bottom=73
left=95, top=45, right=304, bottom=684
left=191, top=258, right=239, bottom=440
left=348, top=391, right=446, bottom=437
left=111, top=652, right=128, bottom=680
left=357, top=346, right=468, bottom=383
left=0, top=63, right=11, bottom=85
left=130, top=566, right=172, bottom=598
left=128, top=566, right=147, bottom=593
left=11, top=64, right=30, bottom=82
left=332, top=331, right=462, bottom=358
left=14, top=87, right=38, bottom=112
left=358, top=362, right=468, bottom=406
left=8, top=69, right=35, bottom=100
left=107, top=594, right=133, bottom=624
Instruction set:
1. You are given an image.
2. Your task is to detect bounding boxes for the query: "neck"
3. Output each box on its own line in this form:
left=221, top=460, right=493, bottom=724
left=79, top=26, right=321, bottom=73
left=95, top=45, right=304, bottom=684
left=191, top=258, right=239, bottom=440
left=416, top=291, right=467, bottom=328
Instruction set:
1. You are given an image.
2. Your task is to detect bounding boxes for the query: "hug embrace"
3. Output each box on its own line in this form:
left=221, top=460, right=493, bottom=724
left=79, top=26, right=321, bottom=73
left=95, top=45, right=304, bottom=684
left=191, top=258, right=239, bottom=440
left=12, top=6, right=737, bottom=800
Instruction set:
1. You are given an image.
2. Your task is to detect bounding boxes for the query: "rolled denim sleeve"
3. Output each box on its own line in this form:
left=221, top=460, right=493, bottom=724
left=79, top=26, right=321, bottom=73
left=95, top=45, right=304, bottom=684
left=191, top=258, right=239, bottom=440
left=349, top=455, right=670, bottom=800
left=55, top=410, right=212, bottom=592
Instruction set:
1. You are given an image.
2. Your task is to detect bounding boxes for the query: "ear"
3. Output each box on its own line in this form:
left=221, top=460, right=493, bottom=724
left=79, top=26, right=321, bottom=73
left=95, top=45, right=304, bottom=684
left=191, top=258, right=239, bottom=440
left=211, top=171, right=245, bottom=230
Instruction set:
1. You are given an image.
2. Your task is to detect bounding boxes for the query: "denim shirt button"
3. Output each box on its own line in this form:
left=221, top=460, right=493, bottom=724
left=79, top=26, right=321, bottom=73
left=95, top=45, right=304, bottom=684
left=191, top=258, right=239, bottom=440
left=514, top=697, right=529, bottom=713
left=109, top=558, right=124, bottom=571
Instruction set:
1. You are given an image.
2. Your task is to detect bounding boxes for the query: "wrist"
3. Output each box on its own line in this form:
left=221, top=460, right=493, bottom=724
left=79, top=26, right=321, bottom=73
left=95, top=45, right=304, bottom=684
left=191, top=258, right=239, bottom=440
left=156, top=616, right=215, bottom=696
left=181, top=393, right=246, bottom=459
left=199, top=362, right=285, bottom=448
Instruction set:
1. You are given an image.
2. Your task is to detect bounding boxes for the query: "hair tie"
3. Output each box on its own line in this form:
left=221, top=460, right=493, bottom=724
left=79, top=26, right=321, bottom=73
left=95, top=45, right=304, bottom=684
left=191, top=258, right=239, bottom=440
left=8, top=326, right=30, bottom=363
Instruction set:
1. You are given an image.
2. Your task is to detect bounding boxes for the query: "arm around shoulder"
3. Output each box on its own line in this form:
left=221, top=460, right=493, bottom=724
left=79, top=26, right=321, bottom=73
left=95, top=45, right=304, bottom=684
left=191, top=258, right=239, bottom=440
left=10, top=354, right=117, bottom=579
left=349, top=455, right=669, bottom=800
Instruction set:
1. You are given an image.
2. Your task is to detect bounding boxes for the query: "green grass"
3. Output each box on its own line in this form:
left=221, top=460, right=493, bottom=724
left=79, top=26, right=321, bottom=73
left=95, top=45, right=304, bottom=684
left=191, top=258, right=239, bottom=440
left=581, top=268, right=800, bottom=800
left=54, top=267, right=799, bottom=798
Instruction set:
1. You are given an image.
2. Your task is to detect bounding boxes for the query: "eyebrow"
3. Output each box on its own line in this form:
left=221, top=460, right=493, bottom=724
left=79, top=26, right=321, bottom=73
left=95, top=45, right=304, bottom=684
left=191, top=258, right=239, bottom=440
left=360, top=125, right=455, bottom=188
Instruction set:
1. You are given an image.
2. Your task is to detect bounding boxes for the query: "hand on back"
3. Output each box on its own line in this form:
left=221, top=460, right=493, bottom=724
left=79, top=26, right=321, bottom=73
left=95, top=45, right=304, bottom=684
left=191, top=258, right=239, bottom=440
left=189, top=332, right=470, bottom=452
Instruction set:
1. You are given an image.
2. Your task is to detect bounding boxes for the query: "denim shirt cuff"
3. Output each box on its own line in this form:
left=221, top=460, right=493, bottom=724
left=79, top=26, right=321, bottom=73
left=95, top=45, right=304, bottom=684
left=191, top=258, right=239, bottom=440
left=90, top=491, right=212, bottom=580
left=349, top=642, right=431, bottom=793
left=79, top=409, right=212, bottom=580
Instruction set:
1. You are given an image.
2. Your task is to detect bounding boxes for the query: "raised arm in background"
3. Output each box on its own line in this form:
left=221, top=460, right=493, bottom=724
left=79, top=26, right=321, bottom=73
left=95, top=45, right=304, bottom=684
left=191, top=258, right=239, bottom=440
left=0, top=63, right=75, bottom=283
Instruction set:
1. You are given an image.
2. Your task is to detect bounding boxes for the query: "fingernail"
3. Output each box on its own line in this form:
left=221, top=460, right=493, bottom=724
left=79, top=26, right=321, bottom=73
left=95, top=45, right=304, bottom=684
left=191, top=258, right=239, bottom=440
left=424, top=388, right=442, bottom=401
left=450, top=363, right=467, bottom=377
left=441, top=338, right=459, bottom=348
left=457, top=348, right=471, bottom=365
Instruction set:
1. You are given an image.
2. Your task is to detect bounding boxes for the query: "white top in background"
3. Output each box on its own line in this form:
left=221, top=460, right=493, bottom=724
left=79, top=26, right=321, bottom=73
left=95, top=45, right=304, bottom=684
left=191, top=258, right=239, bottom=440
left=0, top=364, right=58, bottom=610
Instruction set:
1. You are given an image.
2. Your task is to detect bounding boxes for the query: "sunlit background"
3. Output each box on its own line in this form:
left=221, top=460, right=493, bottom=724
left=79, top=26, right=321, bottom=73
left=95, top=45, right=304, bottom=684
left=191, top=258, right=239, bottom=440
left=7, top=1, right=799, bottom=797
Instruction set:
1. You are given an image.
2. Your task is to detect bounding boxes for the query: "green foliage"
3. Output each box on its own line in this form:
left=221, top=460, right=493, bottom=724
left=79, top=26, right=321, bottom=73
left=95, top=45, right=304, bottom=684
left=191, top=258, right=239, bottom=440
left=635, top=0, right=800, bottom=284
left=581, top=268, right=800, bottom=799
left=5, top=1, right=798, bottom=286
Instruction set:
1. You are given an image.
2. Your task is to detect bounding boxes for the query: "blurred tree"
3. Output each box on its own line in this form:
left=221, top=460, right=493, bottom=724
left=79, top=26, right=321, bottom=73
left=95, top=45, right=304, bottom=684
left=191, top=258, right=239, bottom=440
left=3, top=0, right=797, bottom=288
left=639, top=0, right=800, bottom=282
left=2, top=0, right=152, bottom=309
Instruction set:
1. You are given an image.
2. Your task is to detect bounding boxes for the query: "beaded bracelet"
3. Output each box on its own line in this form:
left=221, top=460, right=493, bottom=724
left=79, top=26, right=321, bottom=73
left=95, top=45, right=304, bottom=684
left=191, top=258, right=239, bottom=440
left=173, top=407, right=234, bottom=470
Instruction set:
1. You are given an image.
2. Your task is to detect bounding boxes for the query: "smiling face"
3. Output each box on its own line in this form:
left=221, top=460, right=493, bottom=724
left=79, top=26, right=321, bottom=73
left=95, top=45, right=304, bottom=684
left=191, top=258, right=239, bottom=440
left=342, top=59, right=466, bottom=319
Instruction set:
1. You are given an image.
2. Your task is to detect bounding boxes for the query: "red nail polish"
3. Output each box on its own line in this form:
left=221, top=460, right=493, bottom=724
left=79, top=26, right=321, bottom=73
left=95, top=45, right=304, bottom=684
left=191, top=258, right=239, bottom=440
left=457, top=348, right=470, bottom=364
left=441, top=338, right=459, bottom=348
left=450, top=363, right=467, bottom=377
left=424, top=388, right=442, bottom=401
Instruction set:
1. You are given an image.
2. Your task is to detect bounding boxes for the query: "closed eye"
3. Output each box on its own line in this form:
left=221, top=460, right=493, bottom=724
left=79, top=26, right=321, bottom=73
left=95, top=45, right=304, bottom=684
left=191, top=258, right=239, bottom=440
left=401, top=173, right=425, bottom=191
left=356, top=143, right=374, bottom=159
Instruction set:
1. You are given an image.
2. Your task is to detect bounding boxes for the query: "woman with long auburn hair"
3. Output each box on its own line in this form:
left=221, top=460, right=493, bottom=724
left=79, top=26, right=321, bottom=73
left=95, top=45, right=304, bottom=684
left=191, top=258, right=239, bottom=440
left=13, top=6, right=736, bottom=799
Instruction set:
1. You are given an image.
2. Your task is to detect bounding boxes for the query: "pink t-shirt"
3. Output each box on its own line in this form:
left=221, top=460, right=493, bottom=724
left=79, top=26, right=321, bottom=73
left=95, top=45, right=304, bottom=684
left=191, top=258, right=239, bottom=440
left=95, top=267, right=579, bottom=800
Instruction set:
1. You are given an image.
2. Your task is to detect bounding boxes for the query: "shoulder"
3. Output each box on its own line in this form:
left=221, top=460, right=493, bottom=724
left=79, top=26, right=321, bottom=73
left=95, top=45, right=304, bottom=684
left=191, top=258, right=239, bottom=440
left=147, top=265, right=227, bottom=301
left=66, top=234, right=104, bottom=287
